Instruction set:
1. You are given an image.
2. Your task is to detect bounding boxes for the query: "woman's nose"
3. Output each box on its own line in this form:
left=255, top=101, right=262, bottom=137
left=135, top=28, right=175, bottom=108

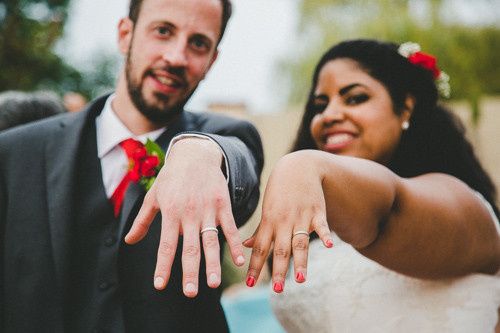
left=321, top=103, right=346, bottom=126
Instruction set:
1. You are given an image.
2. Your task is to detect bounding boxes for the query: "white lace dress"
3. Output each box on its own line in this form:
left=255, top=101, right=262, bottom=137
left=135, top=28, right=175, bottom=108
left=271, top=199, right=500, bottom=332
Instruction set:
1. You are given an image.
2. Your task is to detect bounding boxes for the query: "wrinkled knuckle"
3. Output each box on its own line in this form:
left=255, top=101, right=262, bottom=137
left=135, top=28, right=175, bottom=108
left=184, top=245, right=200, bottom=257
left=158, top=241, right=176, bottom=257
left=135, top=221, right=150, bottom=233
left=293, top=238, right=309, bottom=251
left=251, top=245, right=268, bottom=258
left=203, top=234, right=220, bottom=248
left=227, top=237, right=241, bottom=250
left=224, top=228, right=239, bottom=244
left=184, top=271, right=198, bottom=280
left=274, top=247, right=290, bottom=259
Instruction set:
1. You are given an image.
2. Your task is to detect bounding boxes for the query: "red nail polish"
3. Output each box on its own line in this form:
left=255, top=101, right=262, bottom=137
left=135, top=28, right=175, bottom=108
left=273, top=281, right=283, bottom=293
left=246, top=276, right=256, bottom=287
left=296, top=272, right=305, bottom=283
left=326, top=239, right=334, bottom=248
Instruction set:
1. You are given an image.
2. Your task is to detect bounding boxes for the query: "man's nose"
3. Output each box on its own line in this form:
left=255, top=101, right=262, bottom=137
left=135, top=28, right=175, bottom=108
left=162, top=40, right=188, bottom=67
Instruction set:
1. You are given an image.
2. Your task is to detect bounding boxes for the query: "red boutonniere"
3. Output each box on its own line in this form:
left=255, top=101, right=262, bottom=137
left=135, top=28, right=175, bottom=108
left=122, top=138, right=165, bottom=191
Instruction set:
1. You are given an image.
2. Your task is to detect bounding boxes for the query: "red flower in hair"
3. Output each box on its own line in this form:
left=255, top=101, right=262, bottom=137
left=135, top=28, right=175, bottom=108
left=408, top=52, right=441, bottom=79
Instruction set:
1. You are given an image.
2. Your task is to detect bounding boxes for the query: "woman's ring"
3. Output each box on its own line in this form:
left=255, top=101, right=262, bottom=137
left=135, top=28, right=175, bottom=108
left=292, top=230, right=309, bottom=238
left=201, top=227, right=219, bottom=235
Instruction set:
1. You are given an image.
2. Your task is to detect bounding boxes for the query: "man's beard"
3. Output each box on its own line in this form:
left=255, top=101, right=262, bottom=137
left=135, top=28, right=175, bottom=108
left=125, top=53, right=191, bottom=126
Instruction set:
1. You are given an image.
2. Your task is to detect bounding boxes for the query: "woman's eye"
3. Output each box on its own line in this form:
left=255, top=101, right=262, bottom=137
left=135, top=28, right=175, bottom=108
left=346, top=94, right=368, bottom=105
left=311, top=103, right=327, bottom=114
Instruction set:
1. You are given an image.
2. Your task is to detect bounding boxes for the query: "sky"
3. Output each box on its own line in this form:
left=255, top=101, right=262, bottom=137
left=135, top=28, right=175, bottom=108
left=62, top=0, right=299, bottom=114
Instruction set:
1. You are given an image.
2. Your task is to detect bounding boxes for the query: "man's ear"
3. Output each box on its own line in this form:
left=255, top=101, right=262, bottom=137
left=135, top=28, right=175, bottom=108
left=118, top=18, right=134, bottom=55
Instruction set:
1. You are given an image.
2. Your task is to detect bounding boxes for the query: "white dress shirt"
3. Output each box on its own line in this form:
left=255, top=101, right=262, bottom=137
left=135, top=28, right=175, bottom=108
left=96, top=95, right=165, bottom=198
left=95, top=94, right=229, bottom=198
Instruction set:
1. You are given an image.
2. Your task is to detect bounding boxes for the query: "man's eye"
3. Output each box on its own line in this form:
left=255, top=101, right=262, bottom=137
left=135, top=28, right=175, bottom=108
left=190, top=38, right=209, bottom=51
left=157, top=26, right=171, bottom=36
left=346, top=94, right=368, bottom=105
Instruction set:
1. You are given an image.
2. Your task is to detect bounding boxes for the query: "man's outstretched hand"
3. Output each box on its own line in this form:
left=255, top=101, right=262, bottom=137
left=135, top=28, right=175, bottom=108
left=124, top=138, right=245, bottom=297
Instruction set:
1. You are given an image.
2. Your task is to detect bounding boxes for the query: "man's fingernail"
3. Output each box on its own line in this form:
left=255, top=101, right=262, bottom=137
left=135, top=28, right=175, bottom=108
left=154, top=277, right=164, bottom=289
left=326, top=239, right=334, bottom=248
left=185, top=283, right=197, bottom=294
left=296, top=272, right=305, bottom=283
left=246, top=276, right=256, bottom=287
left=236, top=255, right=245, bottom=266
left=209, top=273, right=219, bottom=285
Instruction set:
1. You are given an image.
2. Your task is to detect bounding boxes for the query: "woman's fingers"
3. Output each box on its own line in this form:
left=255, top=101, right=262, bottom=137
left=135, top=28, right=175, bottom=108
left=291, top=228, right=310, bottom=284
left=312, top=214, right=333, bottom=248
left=271, top=229, right=293, bottom=293
left=245, top=222, right=273, bottom=288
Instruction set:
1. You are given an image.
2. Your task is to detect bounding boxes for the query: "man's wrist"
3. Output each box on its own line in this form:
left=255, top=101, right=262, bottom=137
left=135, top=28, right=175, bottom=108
left=166, top=134, right=229, bottom=181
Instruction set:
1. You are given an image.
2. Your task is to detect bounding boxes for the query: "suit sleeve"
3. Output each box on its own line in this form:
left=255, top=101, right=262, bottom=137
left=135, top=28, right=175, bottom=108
left=0, top=148, right=6, bottom=328
left=180, top=120, right=264, bottom=228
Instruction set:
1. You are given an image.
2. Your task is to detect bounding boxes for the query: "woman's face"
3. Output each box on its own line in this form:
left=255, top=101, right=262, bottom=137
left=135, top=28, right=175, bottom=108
left=310, top=58, right=409, bottom=164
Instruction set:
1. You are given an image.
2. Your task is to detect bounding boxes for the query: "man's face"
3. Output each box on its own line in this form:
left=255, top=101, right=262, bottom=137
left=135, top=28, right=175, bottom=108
left=119, top=0, right=221, bottom=124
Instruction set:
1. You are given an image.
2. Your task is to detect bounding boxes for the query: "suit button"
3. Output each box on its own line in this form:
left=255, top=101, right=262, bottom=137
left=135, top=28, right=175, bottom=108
left=98, top=281, right=114, bottom=291
left=104, top=236, right=116, bottom=247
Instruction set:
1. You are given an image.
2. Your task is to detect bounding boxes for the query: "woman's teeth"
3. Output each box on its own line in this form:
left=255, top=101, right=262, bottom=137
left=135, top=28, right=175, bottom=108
left=327, top=133, right=353, bottom=145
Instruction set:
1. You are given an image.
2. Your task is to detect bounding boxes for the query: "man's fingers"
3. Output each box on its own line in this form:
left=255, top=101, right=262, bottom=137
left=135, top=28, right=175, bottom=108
left=201, top=224, right=221, bottom=288
left=125, top=189, right=160, bottom=244
left=181, top=224, right=201, bottom=298
left=219, top=210, right=245, bottom=267
left=153, top=219, right=179, bottom=290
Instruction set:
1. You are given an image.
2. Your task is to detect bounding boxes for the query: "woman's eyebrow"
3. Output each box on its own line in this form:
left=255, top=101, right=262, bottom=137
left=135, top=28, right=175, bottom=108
left=339, top=83, right=365, bottom=96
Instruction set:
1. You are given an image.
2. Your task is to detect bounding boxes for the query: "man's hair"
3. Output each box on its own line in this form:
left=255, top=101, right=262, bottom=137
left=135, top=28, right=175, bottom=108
left=128, top=0, right=232, bottom=45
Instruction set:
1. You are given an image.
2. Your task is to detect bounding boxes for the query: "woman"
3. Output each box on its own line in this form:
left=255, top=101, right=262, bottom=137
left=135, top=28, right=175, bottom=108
left=244, top=39, right=500, bottom=331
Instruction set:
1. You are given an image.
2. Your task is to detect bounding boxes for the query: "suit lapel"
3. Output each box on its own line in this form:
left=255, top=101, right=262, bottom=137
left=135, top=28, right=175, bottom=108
left=119, top=112, right=192, bottom=231
left=45, top=96, right=108, bottom=292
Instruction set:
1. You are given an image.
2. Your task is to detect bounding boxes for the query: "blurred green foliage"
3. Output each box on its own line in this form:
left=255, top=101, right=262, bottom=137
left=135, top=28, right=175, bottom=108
left=283, top=0, right=500, bottom=123
left=0, top=0, right=117, bottom=99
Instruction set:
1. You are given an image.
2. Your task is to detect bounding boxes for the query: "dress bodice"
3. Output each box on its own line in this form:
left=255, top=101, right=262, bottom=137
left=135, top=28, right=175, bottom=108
left=270, top=231, right=500, bottom=332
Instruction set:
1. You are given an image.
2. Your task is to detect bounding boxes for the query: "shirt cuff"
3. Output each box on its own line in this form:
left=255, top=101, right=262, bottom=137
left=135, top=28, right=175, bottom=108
left=166, top=133, right=230, bottom=184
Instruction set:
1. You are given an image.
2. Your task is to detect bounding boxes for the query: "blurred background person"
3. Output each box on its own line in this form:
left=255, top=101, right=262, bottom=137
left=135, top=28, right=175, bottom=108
left=63, top=91, right=88, bottom=113
left=0, top=90, right=66, bottom=131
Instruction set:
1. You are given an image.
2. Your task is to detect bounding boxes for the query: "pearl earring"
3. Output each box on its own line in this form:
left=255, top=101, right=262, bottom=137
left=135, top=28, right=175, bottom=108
left=402, top=121, right=410, bottom=130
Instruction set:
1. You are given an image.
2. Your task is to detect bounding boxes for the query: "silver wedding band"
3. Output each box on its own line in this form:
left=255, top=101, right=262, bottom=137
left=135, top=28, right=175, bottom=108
left=292, top=230, right=310, bottom=238
left=200, top=227, right=219, bottom=235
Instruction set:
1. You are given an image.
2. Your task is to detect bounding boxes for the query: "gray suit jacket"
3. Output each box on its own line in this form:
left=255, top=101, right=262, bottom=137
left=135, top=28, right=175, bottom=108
left=0, top=95, right=263, bottom=331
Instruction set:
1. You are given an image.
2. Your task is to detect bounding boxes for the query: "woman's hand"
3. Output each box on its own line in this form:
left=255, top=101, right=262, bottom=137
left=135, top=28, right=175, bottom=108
left=243, top=151, right=333, bottom=293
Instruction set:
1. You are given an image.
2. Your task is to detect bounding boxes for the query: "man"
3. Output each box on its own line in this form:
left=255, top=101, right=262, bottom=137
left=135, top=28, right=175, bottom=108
left=0, top=0, right=263, bottom=331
